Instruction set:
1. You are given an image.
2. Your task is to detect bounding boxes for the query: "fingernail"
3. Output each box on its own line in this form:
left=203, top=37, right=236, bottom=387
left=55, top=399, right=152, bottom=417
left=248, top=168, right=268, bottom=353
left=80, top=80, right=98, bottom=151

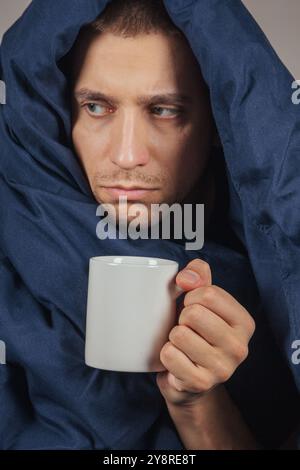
left=179, top=269, right=200, bottom=283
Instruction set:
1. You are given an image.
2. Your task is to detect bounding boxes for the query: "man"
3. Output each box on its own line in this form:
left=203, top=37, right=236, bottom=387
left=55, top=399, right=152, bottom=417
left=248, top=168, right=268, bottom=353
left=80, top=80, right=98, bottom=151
left=0, top=0, right=299, bottom=450
left=70, top=0, right=257, bottom=449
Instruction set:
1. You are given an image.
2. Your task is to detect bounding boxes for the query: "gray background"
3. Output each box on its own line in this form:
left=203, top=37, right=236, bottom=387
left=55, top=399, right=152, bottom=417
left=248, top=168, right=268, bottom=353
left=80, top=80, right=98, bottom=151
left=0, top=0, right=299, bottom=77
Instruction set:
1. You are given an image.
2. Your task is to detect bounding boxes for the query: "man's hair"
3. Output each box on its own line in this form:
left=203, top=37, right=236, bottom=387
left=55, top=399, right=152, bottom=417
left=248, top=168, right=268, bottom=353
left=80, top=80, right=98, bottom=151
left=66, top=0, right=187, bottom=84
left=82, top=0, right=184, bottom=39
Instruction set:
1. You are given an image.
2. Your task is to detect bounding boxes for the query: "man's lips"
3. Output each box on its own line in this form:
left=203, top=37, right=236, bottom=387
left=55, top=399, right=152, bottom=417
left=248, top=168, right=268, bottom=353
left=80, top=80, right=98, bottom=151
left=100, top=186, right=157, bottom=201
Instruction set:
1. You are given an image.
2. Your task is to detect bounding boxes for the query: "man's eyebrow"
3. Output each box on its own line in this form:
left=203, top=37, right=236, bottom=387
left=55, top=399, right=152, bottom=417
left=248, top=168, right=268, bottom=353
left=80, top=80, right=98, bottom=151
left=74, top=88, right=192, bottom=106
left=74, top=89, right=117, bottom=104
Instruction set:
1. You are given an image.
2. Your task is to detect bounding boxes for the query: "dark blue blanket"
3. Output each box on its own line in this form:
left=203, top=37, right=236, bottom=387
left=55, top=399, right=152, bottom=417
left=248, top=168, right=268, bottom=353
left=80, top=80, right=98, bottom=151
left=0, top=0, right=299, bottom=449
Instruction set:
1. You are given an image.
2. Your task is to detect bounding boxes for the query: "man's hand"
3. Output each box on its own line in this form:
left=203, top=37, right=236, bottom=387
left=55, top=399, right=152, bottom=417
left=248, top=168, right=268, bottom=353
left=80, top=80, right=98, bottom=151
left=156, top=259, right=256, bottom=407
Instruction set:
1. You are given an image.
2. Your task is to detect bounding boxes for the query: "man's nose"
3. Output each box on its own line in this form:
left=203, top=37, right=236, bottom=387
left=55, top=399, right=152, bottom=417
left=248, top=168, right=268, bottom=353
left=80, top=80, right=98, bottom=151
left=110, top=110, right=150, bottom=169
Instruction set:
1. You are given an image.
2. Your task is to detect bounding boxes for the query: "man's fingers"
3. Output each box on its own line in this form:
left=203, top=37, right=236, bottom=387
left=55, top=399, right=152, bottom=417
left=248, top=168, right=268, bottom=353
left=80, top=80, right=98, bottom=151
left=160, top=340, right=215, bottom=393
left=176, top=259, right=212, bottom=292
left=184, top=285, right=256, bottom=340
left=178, top=303, right=236, bottom=347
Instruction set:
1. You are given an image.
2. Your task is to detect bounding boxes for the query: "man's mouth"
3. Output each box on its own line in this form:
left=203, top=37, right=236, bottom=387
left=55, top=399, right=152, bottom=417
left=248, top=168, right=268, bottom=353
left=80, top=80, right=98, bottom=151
left=101, top=186, right=157, bottom=201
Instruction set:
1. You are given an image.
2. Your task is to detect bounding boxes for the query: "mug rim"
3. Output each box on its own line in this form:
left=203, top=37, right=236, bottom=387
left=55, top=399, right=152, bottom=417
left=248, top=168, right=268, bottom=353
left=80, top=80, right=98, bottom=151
left=90, top=255, right=179, bottom=267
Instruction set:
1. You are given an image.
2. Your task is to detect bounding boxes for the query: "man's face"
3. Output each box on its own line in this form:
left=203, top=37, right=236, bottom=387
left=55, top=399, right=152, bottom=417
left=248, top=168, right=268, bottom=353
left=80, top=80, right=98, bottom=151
left=71, top=31, right=214, bottom=224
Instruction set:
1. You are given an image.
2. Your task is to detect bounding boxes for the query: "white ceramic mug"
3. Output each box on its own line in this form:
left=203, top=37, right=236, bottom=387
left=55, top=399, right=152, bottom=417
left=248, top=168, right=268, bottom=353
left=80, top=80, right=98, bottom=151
left=85, top=255, right=184, bottom=372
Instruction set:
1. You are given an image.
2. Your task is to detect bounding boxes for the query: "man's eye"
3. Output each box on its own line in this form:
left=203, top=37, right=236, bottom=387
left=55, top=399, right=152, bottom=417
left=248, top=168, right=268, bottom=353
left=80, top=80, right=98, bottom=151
left=85, top=103, right=110, bottom=116
left=151, top=106, right=180, bottom=118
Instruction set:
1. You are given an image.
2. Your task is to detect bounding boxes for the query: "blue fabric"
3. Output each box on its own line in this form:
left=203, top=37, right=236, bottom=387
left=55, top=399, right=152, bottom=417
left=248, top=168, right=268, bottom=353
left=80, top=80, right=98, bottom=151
left=0, top=0, right=299, bottom=449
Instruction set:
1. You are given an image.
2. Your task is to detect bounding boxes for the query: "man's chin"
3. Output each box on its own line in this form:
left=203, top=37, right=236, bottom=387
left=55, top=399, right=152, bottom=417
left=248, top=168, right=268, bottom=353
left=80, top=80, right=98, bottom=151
left=116, top=207, right=159, bottom=229
left=98, top=201, right=161, bottom=230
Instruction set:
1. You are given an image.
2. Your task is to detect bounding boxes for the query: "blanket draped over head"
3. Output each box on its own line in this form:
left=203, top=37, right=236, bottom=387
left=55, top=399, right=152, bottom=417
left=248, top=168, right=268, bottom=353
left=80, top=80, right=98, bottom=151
left=0, top=0, right=299, bottom=449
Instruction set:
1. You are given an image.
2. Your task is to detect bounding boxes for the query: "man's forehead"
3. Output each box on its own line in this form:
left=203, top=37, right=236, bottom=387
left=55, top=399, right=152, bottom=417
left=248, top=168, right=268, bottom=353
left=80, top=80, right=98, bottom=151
left=72, top=30, right=202, bottom=82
